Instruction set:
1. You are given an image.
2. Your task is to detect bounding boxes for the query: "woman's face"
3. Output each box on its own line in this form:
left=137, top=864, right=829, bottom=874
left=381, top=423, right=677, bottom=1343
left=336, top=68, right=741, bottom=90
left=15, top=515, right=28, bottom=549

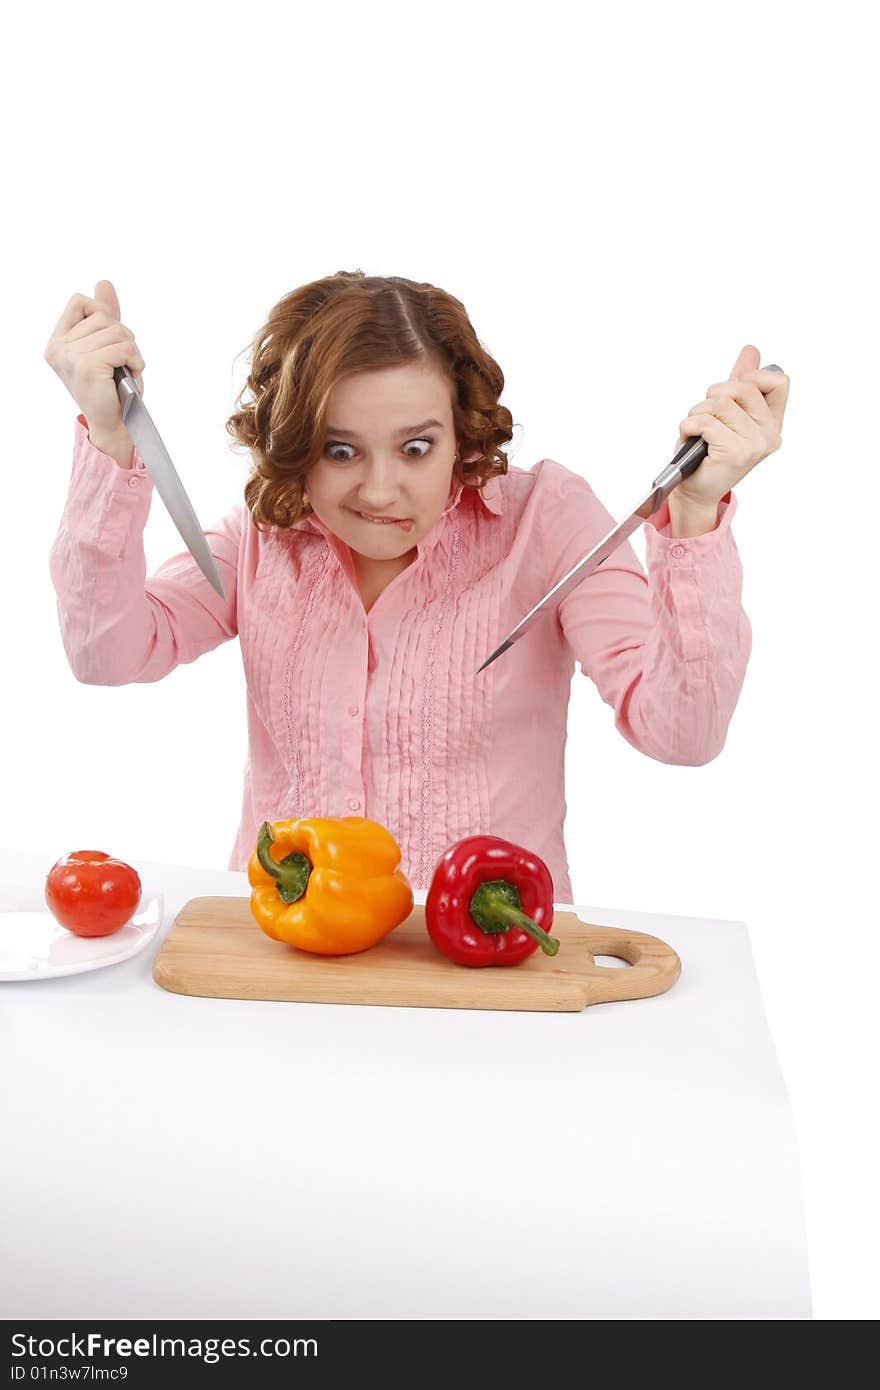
left=305, top=361, right=469, bottom=558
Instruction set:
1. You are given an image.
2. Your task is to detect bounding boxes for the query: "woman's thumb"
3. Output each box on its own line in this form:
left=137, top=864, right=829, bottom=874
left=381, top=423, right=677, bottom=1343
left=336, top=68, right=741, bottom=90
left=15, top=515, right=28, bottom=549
left=93, top=279, right=121, bottom=321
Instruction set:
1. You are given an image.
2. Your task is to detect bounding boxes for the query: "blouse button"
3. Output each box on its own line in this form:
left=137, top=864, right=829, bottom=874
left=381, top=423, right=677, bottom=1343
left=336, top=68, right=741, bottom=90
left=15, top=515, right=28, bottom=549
left=671, top=543, right=687, bottom=559
left=127, top=474, right=141, bottom=488
left=348, top=704, right=359, bottom=717
left=348, top=798, right=361, bottom=811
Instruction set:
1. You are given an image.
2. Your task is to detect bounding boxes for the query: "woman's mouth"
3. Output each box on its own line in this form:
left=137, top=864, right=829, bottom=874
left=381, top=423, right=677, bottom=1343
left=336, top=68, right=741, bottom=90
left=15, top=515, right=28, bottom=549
left=352, top=509, right=414, bottom=532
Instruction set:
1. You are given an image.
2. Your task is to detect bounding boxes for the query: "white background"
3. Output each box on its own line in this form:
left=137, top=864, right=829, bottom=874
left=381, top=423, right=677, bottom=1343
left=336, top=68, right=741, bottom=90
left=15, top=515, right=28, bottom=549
left=3, top=0, right=876, bottom=1319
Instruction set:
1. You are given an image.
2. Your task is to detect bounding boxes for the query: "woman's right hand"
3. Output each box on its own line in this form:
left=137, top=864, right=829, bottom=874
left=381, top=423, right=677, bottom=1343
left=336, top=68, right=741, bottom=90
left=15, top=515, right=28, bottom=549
left=43, top=280, right=146, bottom=440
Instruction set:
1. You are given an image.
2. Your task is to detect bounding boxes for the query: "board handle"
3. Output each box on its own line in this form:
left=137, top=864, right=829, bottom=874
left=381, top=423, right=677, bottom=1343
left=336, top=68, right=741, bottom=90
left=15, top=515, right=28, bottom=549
left=580, top=925, right=682, bottom=1005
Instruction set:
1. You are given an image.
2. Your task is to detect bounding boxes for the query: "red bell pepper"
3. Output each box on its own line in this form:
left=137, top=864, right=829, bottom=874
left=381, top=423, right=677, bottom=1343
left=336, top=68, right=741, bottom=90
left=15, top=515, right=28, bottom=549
left=425, top=835, right=559, bottom=967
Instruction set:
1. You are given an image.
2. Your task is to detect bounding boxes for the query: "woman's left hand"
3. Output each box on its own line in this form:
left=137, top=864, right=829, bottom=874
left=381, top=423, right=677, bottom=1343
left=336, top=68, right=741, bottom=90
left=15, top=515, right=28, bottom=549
left=674, top=344, right=790, bottom=509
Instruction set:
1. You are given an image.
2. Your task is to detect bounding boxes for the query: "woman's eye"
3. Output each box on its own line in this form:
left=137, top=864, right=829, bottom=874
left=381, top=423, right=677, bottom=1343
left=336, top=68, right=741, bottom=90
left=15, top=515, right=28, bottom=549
left=403, top=438, right=433, bottom=458
left=324, top=437, right=434, bottom=463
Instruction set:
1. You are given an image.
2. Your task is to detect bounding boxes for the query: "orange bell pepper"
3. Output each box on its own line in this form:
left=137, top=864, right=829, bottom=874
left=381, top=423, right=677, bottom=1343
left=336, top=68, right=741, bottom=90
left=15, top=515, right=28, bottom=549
left=248, top=817, right=414, bottom=956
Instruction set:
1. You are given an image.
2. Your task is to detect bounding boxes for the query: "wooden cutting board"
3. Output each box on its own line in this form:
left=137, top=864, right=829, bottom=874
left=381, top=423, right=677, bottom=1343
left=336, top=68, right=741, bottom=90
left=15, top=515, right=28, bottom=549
left=152, top=897, right=681, bottom=1013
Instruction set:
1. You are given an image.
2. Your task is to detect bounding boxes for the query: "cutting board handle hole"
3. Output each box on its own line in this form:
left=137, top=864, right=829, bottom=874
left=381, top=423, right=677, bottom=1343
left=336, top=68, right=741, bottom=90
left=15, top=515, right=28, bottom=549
left=593, top=954, right=631, bottom=969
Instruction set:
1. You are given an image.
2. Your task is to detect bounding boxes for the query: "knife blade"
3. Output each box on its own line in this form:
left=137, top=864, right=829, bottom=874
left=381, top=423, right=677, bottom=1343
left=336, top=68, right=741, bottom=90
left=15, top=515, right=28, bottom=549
left=476, top=363, right=785, bottom=674
left=114, top=365, right=226, bottom=599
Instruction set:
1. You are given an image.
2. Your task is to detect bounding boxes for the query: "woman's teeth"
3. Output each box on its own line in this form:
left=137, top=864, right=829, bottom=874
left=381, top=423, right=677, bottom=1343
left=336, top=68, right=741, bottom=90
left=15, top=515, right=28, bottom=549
left=356, top=511, right=414, bottom=531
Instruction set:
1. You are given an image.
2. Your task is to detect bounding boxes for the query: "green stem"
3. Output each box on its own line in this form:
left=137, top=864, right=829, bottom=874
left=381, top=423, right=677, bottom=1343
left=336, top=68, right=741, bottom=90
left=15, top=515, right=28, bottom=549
left=469, top=879, right=559, bottom=956
left=256, top=821, right=312, bottom=905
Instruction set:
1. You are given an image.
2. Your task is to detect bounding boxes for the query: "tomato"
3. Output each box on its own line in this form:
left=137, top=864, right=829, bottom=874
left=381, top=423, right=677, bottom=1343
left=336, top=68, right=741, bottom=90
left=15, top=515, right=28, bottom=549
left=45, top=850, right=142, bottom=938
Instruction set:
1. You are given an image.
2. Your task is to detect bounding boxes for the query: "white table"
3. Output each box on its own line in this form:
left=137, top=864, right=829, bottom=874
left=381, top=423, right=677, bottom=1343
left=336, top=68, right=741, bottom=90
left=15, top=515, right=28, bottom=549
left=0, top=847, right=811, bottom=1320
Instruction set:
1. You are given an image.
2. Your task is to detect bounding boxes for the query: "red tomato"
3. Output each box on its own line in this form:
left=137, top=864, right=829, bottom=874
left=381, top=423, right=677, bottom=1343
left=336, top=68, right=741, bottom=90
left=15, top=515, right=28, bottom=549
left=45, top=850, right=142, bottom=938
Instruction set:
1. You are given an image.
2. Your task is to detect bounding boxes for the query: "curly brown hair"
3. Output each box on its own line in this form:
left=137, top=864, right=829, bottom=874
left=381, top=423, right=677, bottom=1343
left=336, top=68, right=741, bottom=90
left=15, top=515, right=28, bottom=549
left=225, top=269, right=516, bottom=531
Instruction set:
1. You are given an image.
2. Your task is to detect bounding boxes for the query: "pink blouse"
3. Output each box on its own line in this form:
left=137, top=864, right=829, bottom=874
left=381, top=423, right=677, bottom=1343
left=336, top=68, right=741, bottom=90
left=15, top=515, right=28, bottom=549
left=49, top=413, right=752, bottom=901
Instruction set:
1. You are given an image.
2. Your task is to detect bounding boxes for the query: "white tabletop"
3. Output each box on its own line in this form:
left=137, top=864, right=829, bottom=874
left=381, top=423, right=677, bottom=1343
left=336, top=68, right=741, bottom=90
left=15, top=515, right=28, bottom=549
left=0, top=846, right=811, bottom=1320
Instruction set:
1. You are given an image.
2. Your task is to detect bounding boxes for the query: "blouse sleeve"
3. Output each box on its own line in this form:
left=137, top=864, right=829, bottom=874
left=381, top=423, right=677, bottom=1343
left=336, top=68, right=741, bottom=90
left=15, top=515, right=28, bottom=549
left=546, top=464, right=752, bottom=765
left=49, top=414, right=241, bottom=685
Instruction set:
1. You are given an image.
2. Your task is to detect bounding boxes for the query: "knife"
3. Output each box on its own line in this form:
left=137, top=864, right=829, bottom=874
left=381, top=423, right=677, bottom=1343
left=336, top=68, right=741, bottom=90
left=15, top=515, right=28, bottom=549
left=476, top=363, right=785, bottom=674
left=114, top=365, right=226, bottom=599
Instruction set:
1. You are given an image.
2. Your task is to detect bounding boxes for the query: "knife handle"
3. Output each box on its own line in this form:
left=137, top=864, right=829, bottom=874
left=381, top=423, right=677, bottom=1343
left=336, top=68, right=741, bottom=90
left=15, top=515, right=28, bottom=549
left=114, top=364, right=141, bottom=426
left=651, top=363, right=785, bottom=491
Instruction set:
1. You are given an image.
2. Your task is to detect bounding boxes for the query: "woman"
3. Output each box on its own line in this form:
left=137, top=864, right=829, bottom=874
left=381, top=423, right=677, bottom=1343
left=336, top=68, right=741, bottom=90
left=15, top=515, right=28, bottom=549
left=44, top=270, right=788, bottom=900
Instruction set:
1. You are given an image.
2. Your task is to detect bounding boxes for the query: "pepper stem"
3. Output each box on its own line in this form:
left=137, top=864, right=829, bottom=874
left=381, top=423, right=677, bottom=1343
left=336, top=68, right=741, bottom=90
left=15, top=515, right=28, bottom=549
left=469, top=879, right=560, bottom=956
left=256, top=821, right=312, bottom=905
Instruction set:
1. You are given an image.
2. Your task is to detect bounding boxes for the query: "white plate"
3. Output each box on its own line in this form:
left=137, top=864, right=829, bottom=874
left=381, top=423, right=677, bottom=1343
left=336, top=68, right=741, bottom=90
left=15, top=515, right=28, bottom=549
left=0, top=893, right=164, bottom=981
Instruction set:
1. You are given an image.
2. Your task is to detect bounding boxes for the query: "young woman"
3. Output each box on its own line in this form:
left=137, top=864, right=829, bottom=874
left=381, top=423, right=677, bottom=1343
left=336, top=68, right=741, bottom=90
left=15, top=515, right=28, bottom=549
left=45, top=271, right=788, bottom=900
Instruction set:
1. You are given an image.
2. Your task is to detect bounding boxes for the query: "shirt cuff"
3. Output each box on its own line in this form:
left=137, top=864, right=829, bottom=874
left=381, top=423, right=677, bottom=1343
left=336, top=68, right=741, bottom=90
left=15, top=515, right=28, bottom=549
left=642, top=490, right=742, bottom=665
left=644, top=489, right=736, bottom=555
left=72, top=413, right=152, bottom=561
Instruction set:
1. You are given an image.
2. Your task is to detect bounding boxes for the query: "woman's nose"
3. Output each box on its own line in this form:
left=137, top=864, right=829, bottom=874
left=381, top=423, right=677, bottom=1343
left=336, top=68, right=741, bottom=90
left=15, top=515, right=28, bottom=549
left=356, top=469, right=400, bottom=507
left=357, top=489, right=398, bottom=509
